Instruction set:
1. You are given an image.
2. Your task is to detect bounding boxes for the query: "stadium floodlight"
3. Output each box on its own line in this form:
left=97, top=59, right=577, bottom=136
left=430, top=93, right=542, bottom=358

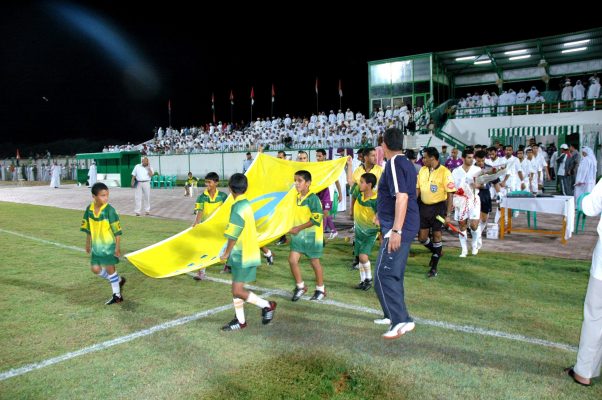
left=509, top=55, right=531, bottom=61
left=455, top=56, right=477, bottom=61
left=563, top=40, right=590, bottom=47
left=474, top=59, right=492, bottom=65
left=561, top=47, right=587, bottom=54
left=505, top=49, right=527, bottom=55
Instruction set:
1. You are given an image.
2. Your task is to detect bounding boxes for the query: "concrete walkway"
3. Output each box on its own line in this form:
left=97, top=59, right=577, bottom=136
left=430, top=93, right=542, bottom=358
left=0, top=183, right=597, bottom=261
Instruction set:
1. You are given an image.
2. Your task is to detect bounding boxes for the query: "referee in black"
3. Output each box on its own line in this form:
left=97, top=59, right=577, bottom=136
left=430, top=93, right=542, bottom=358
left=416, top=147, right=456, bottom=277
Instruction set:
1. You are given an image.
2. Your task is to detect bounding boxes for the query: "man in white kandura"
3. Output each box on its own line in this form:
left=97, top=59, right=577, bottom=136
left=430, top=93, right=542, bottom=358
left=50, top=162, right=61, bottom=188
left=452, top=149, right=481, bottom=257
left=574, top=146, right=597, bottom=203
left=88, top=161, right=97, bottom=187
left=131, top=157, right=154, bottom=216
left=565, top=178, right=602, bottom=386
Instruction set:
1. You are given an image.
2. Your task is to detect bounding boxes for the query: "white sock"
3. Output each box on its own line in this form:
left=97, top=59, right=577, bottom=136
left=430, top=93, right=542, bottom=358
left=316, top=285, right=325, bottom=292
left=233, top=298, right=245, bottom=324
left=263, top=250, right=272, bottom=257
left=459, top=231, right=468, bottom=254
left=97, top=268, right=109, bottom=280
left=296, top=281, right=305, bottom=289
left=246, top=291, right=270, bottom=309
left=359, top=263, right=366, bottom=281
left=364, top=261, right=372, bottom=280
left=471, top=227, right=480, bottom=249
left=479, top=221, right=486, bottom=232
left=108, top=272, right=120, bottom=295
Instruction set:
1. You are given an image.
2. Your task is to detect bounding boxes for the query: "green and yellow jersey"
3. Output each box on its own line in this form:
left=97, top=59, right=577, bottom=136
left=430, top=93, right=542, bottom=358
left=80, top=203, right=122, bottom=265
left=353, top=191, right=379, bottom=256
left=290, top=192, right=324, bottom=259
left=224, top=195, right=261, bottom=274
left=354, top=191, right=378, bottom=236
left=195, top=190, right=228, bottom=221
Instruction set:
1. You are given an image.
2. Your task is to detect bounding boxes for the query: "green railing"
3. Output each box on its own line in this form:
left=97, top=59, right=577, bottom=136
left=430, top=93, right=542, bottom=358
left=450, top=98, right=601, bottom=119
left=434, top=128, right=467, bottom=151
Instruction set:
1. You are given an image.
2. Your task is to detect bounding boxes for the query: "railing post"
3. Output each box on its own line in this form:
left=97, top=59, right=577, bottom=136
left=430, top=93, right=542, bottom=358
left=526, top=104, right=529, bottom=115
left=557, top=102, right=560, bottom=113
left=511, top=106, right=514, bottom=116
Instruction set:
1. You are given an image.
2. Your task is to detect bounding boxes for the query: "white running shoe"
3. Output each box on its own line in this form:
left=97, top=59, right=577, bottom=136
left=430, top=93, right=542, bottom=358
left=472, top=248, right=479, bottom=256
left=374, top=318, right=391, bottom=325
left=459, top=251, right=468, bottom=258
left=382, top=321, right=415, bottom=339
left=328, top=231, right=338, bottom=240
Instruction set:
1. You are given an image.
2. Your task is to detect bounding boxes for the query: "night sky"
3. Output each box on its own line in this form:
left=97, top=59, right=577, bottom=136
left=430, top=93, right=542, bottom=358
left=0, top=2, right=597, bottom=149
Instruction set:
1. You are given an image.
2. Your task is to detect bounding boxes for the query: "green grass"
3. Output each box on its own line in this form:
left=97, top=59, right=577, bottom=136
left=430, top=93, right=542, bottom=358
left=0, top=201, right=599, bottom=399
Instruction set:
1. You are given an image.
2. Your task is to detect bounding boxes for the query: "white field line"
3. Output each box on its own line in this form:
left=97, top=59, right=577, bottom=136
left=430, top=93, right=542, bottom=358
left=0, top=229, right=578, bottom=382
left=198, top=275, right=578, bottom=353
left=0, top=303, right=232, bottom=381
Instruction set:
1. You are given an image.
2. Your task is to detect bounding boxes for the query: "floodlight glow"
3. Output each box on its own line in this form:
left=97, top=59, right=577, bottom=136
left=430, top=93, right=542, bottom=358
left=563, top=40, right=590, bottom=47
left=561, top=47, right=587, bottom=54
left=505, top=49, right=527, bottom=55
left=455, top=56, right=476, bottom=61
left=509, top=55, right=531, bottom=61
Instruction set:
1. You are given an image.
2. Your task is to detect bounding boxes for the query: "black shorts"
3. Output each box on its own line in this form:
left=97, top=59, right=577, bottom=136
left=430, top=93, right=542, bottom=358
left=478, top=189, right=492, bottom=214
left=419, top=201, right=447, bottom=231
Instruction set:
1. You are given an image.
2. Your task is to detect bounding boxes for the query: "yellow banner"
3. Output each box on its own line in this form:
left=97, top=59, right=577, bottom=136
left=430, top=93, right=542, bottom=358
left=125, top=153, right=347, bottom=278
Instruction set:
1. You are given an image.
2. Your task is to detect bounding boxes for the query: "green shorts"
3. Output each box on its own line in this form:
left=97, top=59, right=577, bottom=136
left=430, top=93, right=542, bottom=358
left=90, top=253, right=120, bottom=266
left=231, top=265, right=257, bottom=283
left=354, top=230, right=378, bottom=257
left=290, top=235, right=323, bottom=259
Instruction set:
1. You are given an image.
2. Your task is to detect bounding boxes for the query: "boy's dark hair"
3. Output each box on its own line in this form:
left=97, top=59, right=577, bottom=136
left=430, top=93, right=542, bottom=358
left=423, top=147, right=439, bottom=161
left=475, top=150, right=487, bottom=159
left=294, top=170, right=312, bottom=182
left=298, top=150, right=308, bottom=156
left=504, top=145, right=513, bottom=150
left=205, top=172, right=219, bottom=182
left=91, top=182, right=109, bottom=196
left=228, top=173, right=248, bottom=194
left=316, top=149, right=326, bottom=156
left=462, top=149, right=474, bottom=158
left=277, top=150, right=286, bottom=157
left=383, top=128, right=403, bottom=151
left=487, top=146, right=497, bottom=153
left=246, top=152, right=251, bottom=156
left=404, top=149, right=417, bottom=160
left=361, top=172, right=377, bottom=189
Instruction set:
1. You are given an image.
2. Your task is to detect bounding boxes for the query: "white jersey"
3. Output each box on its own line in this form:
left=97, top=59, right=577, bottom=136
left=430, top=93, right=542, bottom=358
left=452, top=165, right=481, bottom=221
left=452, top=165, right=481, bottom=195
left=502, top=155, right=521, bottom=190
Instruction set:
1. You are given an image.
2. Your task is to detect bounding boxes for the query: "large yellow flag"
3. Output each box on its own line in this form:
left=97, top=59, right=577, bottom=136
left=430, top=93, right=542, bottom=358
left=126, top=153, right=347, bottom=278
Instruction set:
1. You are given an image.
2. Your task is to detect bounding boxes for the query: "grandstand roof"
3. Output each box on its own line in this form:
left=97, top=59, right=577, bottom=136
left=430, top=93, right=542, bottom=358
left=436, top=28, right=602, bottom=76
left=76, top=151, right=140, bottom=160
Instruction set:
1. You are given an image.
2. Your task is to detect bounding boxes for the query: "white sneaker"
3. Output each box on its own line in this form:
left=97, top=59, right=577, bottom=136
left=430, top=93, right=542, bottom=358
left=459, top=251, right=468, bottom=258
left=328, top=231, right=338, bottom=240
left=374, top=318, right=391, bottom=325
left=472, top=248, right=479, bottom=256
left=382, top=321, right=415, bottom=339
